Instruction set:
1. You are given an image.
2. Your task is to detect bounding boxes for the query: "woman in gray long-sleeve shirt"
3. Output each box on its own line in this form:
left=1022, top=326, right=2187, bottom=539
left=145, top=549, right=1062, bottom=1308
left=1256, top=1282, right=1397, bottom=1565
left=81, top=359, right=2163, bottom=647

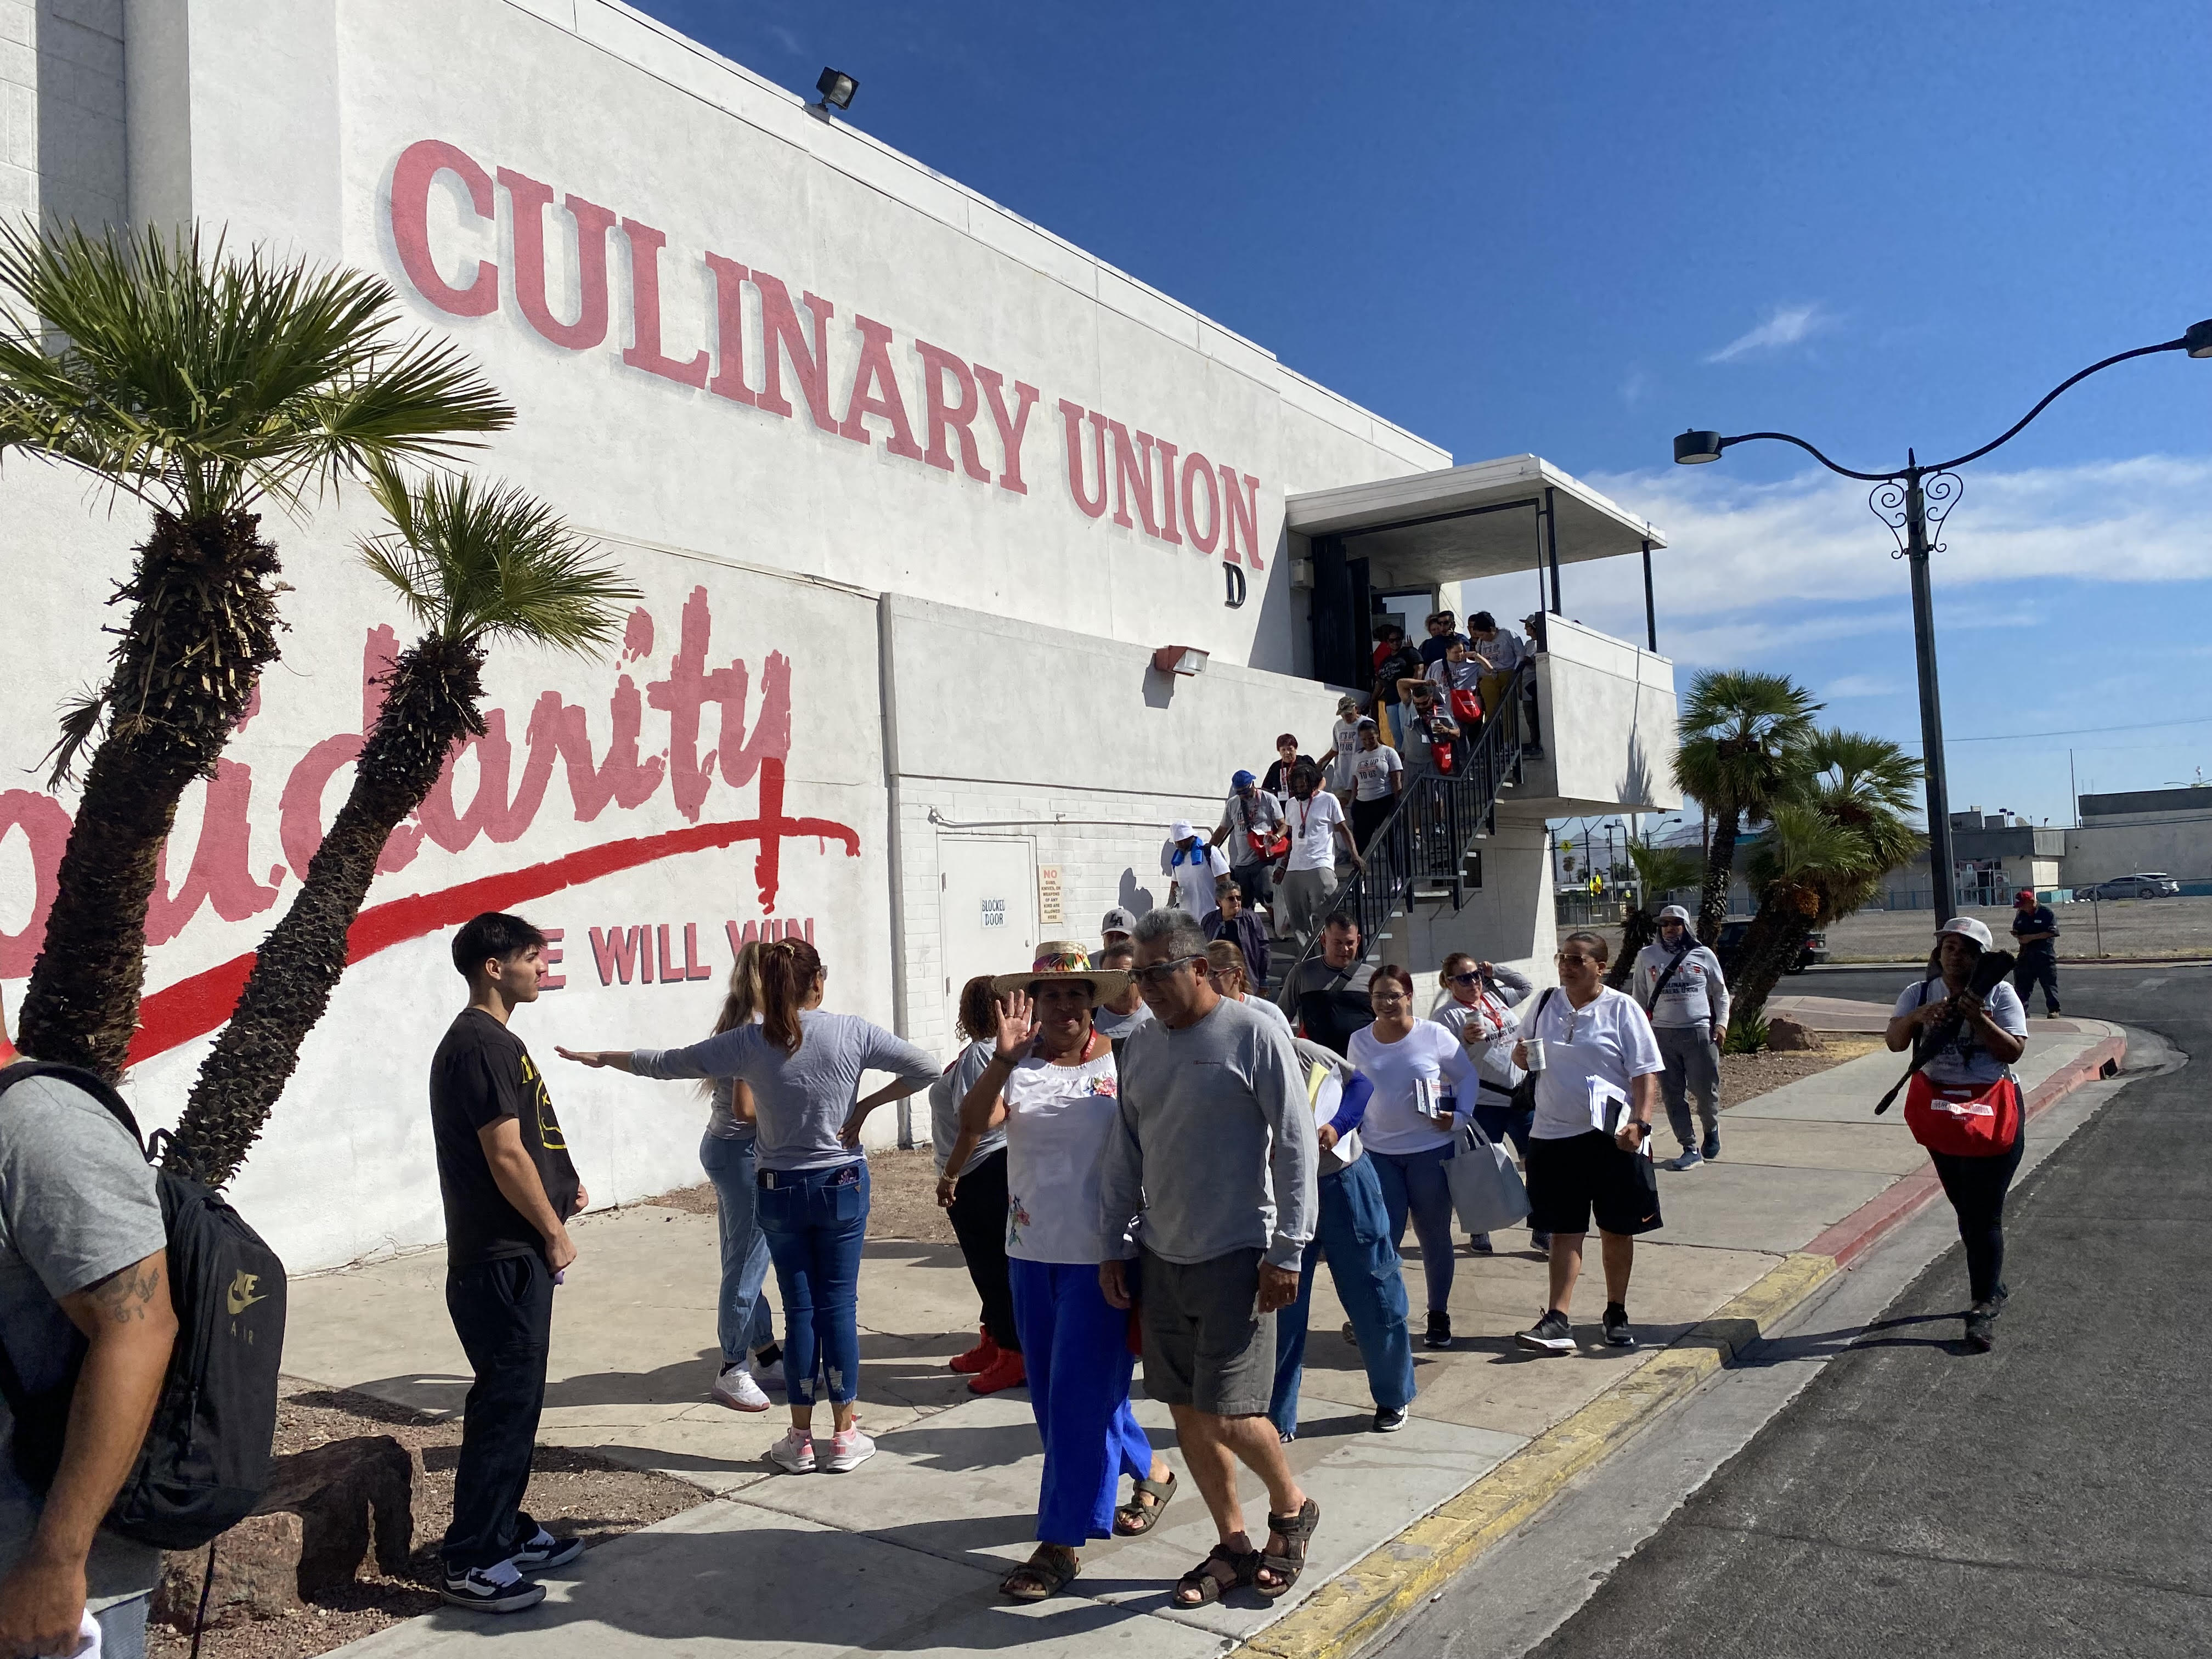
left=558, top=938, right=938, bottom=1477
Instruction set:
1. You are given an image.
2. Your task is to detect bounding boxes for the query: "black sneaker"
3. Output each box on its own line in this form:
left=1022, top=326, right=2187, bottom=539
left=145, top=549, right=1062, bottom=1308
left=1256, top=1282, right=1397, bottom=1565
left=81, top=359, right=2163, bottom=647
left=1701, top=1132, right=1721, bottom=1161
left=1602, top=1303, right=1637, bottom=1348
left=1341, top=1320, right=1359, bottom=1348
left=1425, top=1310, right=1453, bottom=1350
left=442, top=1561, right=546, bottom=1615
left=1515, top=1310, right=1575, bottom=1353
left=510, top=1526, right=584, bottom=1573
left=1373, top=1405, right=1408, bottom=1433
left=1963, top=1302, right=1997, bottom=1352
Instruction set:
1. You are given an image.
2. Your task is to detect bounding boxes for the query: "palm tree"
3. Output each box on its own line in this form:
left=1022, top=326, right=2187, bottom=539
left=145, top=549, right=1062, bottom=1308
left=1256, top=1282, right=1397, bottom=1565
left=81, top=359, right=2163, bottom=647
left=0, top=223, right=512, bottom=1079
left=1672, top=670, right=1822, bottom=945
left=1606, top=840, right=1703, bottom=989
left=166, top=465, right=637, bottom=1184
left=1726, top=730, right=1924, bottom=1025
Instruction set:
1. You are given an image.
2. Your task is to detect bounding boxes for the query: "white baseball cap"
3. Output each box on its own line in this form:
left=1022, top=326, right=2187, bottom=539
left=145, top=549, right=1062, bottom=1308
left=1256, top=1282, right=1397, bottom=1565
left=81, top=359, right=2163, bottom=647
left=1935, top=916, right=1994, bottom=950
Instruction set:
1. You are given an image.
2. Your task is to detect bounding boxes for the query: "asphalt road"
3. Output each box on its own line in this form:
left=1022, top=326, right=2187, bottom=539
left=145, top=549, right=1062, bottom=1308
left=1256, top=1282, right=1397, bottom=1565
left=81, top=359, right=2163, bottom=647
left=1506, top=963, right=2209, bottom=1659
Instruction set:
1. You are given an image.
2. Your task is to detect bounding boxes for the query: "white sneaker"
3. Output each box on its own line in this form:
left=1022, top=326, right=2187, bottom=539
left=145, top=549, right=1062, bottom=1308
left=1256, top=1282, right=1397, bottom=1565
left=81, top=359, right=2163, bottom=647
left=713, top=1363, right=771, bottom=1412
left=822, top=1423, right=876, bottom=1472
left=766, top=1428, right=816, bottom=1473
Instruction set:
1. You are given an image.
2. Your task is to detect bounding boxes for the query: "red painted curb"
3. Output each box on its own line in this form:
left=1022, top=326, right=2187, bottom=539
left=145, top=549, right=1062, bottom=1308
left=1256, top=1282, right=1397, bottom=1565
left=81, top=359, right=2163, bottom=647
left=1802, top=1030, right=2127, bottom=1269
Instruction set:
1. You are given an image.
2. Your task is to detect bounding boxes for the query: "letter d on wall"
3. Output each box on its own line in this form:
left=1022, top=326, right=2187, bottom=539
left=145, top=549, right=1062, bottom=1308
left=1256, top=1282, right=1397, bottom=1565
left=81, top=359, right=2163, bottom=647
left=1223, top=562, right=1247, bottom=608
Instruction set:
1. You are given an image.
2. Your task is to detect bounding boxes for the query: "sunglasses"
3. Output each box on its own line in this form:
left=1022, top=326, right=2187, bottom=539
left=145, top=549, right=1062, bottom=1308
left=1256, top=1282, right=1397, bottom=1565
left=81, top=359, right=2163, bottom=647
left=1556, top=952, right=1600, bottom=968
left=1447, top=970, right=1483, bottom=986
left=1131, top=954, right=1203, bottom=986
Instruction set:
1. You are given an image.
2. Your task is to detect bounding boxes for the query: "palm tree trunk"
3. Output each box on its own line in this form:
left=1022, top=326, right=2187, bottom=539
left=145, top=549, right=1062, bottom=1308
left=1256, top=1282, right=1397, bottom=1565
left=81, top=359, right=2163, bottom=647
left=16, top=511, right=283, bottom=1079
left=1607, top=907, right=1657, bottom=989
left=166, top=636, right=484, bottom=1185
left=1697, top=807, right=1740, bottom=946
left=1723, top=890, right=1808, bottom=1031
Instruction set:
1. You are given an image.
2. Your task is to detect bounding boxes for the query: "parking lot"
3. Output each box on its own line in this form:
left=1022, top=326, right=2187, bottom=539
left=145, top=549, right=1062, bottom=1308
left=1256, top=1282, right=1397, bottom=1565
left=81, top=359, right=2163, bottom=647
left=1820, top=894, right=2212, bottom=962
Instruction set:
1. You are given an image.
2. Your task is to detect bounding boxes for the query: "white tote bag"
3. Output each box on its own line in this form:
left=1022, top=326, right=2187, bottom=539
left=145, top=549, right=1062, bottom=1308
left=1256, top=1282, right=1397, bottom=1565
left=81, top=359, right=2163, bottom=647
left=1443, top=1117, right=1530, bottom=1235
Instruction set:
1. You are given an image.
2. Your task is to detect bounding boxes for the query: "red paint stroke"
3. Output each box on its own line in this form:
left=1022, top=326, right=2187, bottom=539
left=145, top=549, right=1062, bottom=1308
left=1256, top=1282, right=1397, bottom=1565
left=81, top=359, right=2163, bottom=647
left=127, top=761, right=856, bottom=1067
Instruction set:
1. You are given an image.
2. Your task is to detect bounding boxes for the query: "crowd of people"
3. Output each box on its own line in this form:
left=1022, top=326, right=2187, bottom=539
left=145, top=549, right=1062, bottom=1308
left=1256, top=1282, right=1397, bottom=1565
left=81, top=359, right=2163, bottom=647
left=0, top=844, right=2050, bottom=1645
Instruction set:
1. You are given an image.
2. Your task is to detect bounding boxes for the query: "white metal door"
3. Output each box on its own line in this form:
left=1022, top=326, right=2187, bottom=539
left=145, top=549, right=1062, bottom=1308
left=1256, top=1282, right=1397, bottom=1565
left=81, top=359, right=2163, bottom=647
left=938, top=837, right=1038, bottom=1038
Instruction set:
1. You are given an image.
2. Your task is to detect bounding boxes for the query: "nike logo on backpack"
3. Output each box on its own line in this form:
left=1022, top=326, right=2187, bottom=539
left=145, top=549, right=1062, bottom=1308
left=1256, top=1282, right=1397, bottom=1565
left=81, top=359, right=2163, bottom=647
left=226, top=1271, right=266, bottom=1315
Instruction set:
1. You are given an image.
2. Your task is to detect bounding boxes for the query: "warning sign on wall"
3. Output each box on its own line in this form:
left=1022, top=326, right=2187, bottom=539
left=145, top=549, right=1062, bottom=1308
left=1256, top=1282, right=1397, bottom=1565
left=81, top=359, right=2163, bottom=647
left=1038, top=865, right=1064, bottom=927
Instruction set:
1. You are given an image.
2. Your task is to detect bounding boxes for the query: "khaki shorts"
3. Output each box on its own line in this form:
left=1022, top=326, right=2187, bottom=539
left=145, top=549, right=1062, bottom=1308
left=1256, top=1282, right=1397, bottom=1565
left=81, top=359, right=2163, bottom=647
left=1138, top=1246, right=1275, bottom=1416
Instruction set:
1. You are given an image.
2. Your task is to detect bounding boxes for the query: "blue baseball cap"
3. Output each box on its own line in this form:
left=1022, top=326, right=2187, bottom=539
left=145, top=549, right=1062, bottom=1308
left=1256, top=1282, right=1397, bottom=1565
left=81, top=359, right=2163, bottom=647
left=1231, top=769, right=1257, bottom=789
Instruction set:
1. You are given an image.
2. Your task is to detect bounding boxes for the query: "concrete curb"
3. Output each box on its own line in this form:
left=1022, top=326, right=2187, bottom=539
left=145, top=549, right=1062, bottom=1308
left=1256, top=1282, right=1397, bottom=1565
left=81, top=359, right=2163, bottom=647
left=1238, top=1025, right=2128, bottom=1659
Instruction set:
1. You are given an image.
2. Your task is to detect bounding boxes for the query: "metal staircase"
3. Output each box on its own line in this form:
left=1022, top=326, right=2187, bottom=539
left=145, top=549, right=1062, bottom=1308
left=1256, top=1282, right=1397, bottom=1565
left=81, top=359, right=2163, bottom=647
left=1273, top=663, right=1533, bottom=1011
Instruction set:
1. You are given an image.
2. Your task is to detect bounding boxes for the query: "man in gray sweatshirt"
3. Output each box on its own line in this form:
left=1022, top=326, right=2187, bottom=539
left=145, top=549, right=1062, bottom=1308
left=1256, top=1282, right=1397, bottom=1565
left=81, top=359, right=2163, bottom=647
left=1099, top=909, right=1321, bottom=1606
left=1632, top=904, right=1731, bottom=1169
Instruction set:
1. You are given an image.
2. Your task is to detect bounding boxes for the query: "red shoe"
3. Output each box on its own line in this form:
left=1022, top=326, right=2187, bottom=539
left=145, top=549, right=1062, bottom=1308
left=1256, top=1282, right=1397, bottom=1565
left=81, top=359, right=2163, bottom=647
left=950, top=1328, right=997, bottom=1375
left=968, top=1347, right=1026, bottom=1395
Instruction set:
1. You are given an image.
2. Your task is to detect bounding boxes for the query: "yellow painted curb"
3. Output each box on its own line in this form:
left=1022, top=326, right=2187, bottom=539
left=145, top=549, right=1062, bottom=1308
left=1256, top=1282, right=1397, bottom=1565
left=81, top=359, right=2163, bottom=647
left=1238, top=1251, right=1839, bottom=1659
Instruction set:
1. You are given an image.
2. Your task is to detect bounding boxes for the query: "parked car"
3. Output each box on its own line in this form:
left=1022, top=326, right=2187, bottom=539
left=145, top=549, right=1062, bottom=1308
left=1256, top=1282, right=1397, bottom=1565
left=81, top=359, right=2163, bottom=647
left=2078, top=873, right=2181, bottom=901
left=1717, top=919, right=1829, bottom=974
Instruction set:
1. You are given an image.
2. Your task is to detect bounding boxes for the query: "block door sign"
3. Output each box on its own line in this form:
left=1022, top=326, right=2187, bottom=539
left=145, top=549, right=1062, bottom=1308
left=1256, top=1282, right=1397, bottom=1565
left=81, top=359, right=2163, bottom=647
left=938, top=836, right=1039, bottom=1037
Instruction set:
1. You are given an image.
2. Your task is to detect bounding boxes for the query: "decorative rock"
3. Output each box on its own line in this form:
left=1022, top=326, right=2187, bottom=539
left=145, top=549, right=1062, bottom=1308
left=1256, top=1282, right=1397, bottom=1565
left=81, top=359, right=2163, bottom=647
left=152, top=1434, right=417, bottom=1627
left=1766, top=1015, right=1819, bottom=1052
left=154, top=1510, right=303, bottom=1627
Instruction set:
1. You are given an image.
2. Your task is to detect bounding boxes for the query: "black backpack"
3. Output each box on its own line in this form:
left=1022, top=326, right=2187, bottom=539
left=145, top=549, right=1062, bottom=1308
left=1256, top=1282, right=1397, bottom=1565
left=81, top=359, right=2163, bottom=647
left=0, top=1060, right=285, bottom=1549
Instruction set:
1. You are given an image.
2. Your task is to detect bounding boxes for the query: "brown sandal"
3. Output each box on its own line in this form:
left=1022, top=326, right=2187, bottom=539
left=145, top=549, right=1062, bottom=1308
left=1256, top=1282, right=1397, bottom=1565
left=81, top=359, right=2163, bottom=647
left=1114, top=1470, right=1177, bottom=1536
left=1171, top=1543, right=1258, bottom=1607
left=1255, top=1497, right=1321, bottom=1599
left=1001, top=1543, right=1080, bottom=1602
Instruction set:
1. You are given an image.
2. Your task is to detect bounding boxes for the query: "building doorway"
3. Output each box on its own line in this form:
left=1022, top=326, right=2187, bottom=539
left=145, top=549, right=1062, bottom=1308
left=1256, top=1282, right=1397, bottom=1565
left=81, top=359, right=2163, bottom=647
left=936, top=837, right=1037, bottom=1038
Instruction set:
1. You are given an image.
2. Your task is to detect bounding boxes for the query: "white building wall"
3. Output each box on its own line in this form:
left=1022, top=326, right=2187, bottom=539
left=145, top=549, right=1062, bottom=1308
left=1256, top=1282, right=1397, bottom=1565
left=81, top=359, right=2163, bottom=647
left=0, top=0, right=1468, bottom=1269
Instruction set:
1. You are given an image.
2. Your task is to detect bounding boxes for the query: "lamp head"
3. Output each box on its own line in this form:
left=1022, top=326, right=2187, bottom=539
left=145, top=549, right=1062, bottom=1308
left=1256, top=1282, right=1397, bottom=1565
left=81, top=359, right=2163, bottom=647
left=2185, top=318, right=2212, bottom=359
left=1673, top=430, right=1725, bottom=465
left=815, top=66, right=858, bottom=110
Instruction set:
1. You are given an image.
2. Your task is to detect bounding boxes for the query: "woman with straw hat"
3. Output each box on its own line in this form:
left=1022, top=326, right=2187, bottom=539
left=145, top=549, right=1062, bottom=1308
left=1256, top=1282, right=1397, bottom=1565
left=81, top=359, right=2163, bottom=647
left=939, top=943, right=1176, bottom=1600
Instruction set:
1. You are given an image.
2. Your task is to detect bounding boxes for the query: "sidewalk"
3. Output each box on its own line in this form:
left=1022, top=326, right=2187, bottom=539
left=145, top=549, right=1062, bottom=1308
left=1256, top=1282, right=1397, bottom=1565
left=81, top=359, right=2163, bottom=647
left=302, top=1021, right=2124, bottom=1659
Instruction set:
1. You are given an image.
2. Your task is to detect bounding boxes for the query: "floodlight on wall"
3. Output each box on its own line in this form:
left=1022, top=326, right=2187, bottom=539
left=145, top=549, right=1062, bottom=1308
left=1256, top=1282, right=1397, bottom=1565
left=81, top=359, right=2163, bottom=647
left=1152, top=645, right=1209, bottom=676
left=810, top=67, right=858, bottom=114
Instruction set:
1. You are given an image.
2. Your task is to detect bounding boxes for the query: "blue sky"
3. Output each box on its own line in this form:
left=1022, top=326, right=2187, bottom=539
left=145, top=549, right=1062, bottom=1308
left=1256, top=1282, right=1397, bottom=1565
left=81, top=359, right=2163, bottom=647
left=639, top=1, right=2212, bottom=827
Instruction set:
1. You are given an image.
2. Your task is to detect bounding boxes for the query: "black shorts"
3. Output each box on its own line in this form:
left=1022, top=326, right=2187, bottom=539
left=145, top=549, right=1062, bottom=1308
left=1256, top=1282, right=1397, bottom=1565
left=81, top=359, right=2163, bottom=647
left=1526, top=1130, right=1663, bottom=1237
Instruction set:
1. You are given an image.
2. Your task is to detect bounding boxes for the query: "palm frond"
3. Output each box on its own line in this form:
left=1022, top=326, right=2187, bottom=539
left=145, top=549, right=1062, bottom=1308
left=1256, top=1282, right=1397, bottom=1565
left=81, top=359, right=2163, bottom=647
left=1672, top=669, right=1823, bottom=820
left=1746, top=800, right=1872, bottom=889
left=0, top=220, right=514, bottom=520
left=359, top=462, right=639, bottom=658
left=41, top=686, right=107, bottom=789
left=1625, top=840, right=1701, bottom=898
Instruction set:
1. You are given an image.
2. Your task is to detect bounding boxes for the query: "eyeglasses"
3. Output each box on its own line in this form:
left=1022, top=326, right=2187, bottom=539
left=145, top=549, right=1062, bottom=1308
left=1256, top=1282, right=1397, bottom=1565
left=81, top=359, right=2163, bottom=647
left=1131, top=954, right=1203, bottom=986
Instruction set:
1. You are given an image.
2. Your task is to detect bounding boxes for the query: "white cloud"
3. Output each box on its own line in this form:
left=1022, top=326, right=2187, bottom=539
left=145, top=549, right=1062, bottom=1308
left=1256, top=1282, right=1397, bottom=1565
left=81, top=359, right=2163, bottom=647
left=1705, top=303, right=1834, bottom=364
left=1824, top=673, right=1904, bottom=698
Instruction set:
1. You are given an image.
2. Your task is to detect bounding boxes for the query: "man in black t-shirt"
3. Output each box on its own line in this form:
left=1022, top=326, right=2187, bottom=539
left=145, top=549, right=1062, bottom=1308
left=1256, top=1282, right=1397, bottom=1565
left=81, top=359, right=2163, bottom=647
left=2009, top=888, right=2062, bottom=1015
left=428, top=911, right=587, bottom=1615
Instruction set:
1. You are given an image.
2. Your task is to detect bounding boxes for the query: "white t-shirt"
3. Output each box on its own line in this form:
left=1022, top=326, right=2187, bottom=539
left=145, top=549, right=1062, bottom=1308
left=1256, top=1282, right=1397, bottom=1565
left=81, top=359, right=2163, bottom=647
left=1239, top=993, right=1294, bottom=1035
left=1431, top=993, right=1526, bottom=1096
left=1890, top=978, right=2028, bottom=1087
left=1517, top=986, right=1665, bottom=1141
left=1348, top=1019, right=1479, bottom=1156
left=1285, top=791, right=1346, bottom=872
left=1427, top=657, right=1483, bottom=693
left=1163, top=838, right=1231, bottom=921
left=1002, top=1046, right=1136, bottom=1265
left=1353, top=743, right=1402, bottom=802
left=1324, top=718, right=1361, bottom=789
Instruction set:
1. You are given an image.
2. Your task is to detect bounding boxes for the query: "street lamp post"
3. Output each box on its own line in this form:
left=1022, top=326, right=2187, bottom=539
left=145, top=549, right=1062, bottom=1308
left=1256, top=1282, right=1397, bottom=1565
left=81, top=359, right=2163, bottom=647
left=1675, top=318, right=2212, bottom=925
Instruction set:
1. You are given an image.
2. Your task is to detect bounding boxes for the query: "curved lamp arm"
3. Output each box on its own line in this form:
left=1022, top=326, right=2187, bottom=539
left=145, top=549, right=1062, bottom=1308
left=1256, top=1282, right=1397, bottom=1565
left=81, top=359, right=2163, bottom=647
left=1693, top=326, right=2204, bottom=480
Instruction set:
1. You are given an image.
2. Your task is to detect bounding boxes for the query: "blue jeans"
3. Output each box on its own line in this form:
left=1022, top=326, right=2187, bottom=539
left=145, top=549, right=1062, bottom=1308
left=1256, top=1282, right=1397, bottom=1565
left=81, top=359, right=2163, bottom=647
left=700, top=1131, right=775, bottom=1365
left=1472, top=1097, right=1534, bottom=1160
left=1009, top=1257, right=1154, bottom=1546
left=1271, top=1157, right=1416, bottom=1436
left=757, top=1161, right=868, bottom=1406
left=1368, top=1142, right=1457, bottom=1313
left=94, top=1594, right=149, bottom=1658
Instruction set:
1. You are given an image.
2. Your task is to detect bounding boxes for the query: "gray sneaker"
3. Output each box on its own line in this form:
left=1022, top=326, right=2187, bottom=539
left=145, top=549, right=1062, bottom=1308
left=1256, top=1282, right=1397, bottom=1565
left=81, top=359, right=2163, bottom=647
left=1665, top=1147, right=1703, bottom=1172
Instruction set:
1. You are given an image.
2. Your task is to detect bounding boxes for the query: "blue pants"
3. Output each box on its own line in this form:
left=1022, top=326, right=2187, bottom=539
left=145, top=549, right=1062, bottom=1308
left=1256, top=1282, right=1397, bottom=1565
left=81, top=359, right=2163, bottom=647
left=1009, top=1257, right=1154, bottom=1547
left=701, top=1131, right=775, bottom=1366
left=1368, top=1142, right=1457, bottom=1312
left=1271, top=1157, right=1416, bottom=1436
left=757, top=1161, right=868, bottom=1406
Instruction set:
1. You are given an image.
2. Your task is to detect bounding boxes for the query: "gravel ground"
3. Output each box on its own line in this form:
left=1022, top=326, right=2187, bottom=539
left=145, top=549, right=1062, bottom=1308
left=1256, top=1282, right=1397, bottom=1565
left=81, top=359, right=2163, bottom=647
left=148, top=1380, right=700, bottom=1659
left=1716, top=1034, right=1881, bottom=1106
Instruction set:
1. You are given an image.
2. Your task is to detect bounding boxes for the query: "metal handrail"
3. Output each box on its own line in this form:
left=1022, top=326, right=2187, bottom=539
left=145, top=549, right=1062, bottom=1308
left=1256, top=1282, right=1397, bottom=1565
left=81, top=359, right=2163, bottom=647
left=1274, top=664, right=1532, bottom=1011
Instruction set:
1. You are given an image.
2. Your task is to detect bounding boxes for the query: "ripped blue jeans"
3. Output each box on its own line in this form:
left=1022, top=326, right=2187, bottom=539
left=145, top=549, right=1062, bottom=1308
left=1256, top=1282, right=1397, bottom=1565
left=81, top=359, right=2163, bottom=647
left=757, top=1160, right=869, bottom=1406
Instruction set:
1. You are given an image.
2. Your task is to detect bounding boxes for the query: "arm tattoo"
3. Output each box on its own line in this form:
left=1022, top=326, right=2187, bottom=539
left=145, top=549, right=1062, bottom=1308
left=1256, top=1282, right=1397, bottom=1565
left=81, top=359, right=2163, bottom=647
left=84, top=1259, right=164, bottom=1324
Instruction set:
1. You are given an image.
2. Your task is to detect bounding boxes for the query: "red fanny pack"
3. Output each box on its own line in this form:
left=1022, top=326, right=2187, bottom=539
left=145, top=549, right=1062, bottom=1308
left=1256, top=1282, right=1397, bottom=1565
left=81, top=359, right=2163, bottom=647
left=1448, top=688, right=1483, bottom=724
left=1903, top=1073, right=2022, bottom=1157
